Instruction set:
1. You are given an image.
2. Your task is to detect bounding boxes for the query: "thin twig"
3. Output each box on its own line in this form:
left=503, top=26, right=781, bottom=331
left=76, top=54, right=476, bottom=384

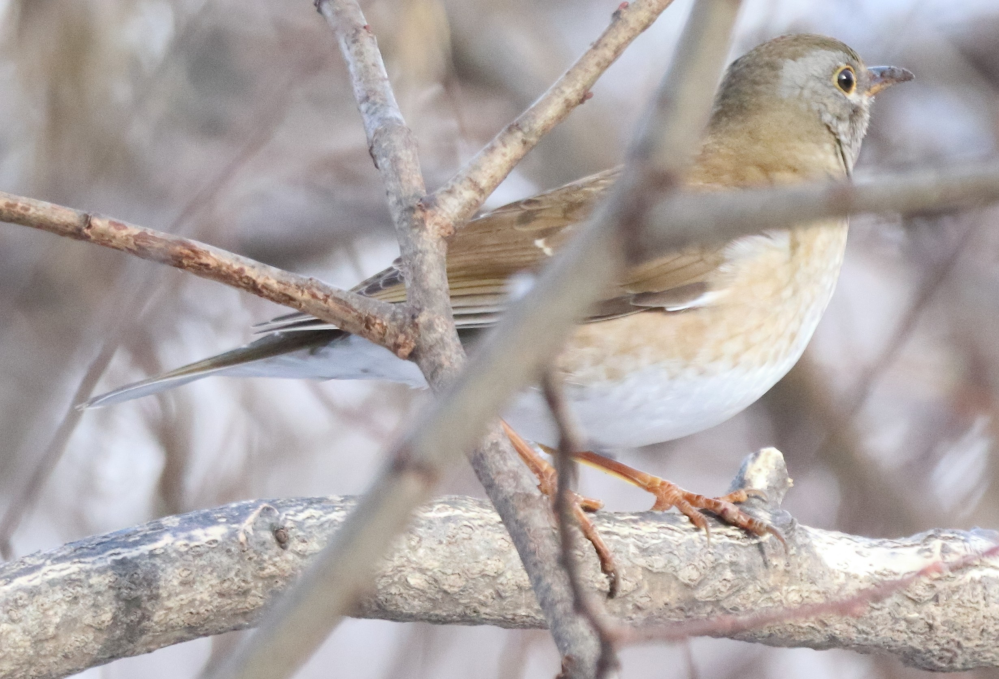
left=637, top=161, right=999, bottom=257
left=621, top=542, right=999, bottom=646
left=0, top=191, right=416, bottom=357
left=205, top=0, right=676, bottom=674
left=804, top=215, right=980, bottom=531
left=541, top=372, right=620, bottom=679
left=0, top=341, right=117, bottom=560
left=427, top=0, right=678, bottom=235
left=315, top=0, right=468, bottom=387
left=0, top=67, right=313, bottom=557
left=834, top=215, right=978, bottom=428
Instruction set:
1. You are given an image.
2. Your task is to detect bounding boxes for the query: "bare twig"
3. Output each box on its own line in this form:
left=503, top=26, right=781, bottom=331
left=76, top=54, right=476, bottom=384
left=541, top=372, right=619, bottom=679
left=315, top=0, right=448, bottom=373
left=427, top=0, right=677, bottom=234
left=621, top=543, right=999, bottom=648
left=4, top=449, right=999, bottom=679
left=0, top=341, right=117, bottom=560
left=0, top=191, right=415, bottom=357
left=832, top=215, right=977, bottom=429
left=637, top=160, right=999, bottom=257
left=0, top=68, right=312, bottom=557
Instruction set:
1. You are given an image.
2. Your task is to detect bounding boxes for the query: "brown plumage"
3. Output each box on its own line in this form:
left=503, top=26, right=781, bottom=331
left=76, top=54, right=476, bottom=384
left=85, top=34, right=913, bottom=457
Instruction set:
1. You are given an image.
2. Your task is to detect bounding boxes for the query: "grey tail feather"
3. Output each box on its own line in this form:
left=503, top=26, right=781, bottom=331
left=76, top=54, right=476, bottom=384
left=81, top=330, right=341, bottom=409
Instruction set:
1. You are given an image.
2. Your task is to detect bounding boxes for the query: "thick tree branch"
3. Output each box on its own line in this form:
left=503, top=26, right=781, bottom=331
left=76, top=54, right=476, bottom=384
left=3, top=449, right=997, bottom=679
left=0, top=191, right=415, bottom=357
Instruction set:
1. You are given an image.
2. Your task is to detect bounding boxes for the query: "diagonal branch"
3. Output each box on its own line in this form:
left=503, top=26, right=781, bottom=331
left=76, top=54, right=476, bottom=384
left=0, top=191, right=415, bottom=357
left=316, top=0, right=457, bottom=384
left=427, top=0, right=678, bottom=234
left=204, top=0, right=667, bottom=676
left=207, top=1, right=733, bottom=677
left=6, top=4, right=999, bottom=678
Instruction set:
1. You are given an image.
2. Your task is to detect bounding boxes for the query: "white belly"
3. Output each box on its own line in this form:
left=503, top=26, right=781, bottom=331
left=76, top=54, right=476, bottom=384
left=503, top=352, right=802, bottom=450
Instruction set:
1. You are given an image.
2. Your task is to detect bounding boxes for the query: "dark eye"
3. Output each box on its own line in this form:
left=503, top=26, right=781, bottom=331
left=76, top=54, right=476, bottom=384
left=835, top=65, right=856, bottom=95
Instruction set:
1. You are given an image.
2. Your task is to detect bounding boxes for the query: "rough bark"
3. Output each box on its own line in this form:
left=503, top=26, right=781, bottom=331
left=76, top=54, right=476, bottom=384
left=2, top=449, right=997, bottom=679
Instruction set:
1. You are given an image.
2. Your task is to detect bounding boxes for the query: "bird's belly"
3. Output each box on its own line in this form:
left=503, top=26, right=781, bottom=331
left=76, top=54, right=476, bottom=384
left=504, top=356, right=797, bottom=449
left=507, top=223, right=848, bottom=449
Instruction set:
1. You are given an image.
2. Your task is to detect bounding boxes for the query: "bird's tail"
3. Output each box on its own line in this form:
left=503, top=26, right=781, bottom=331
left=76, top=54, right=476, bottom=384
left=81, top=330, right=344, bottom=409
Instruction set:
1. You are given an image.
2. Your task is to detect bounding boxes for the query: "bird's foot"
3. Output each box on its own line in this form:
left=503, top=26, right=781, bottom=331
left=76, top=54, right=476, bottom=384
left=573, top=451, right=785, bottom=548
left=645, top=478, right=783, bottom=546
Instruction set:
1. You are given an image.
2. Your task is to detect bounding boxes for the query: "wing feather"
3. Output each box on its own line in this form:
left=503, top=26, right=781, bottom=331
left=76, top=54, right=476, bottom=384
left=257, top=166, right=736, bottom=334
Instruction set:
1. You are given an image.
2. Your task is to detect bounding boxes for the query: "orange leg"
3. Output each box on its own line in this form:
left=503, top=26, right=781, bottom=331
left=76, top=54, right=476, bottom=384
left=501, top=422, right=619, bottom=594
left=573, top=450, right=784, bottom=546
left=501, top=421, right=602, bottom=512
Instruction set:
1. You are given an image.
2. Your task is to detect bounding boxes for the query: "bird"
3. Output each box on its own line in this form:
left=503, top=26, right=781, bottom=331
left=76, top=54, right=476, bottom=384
left=85, top=34, right=912, bottom=537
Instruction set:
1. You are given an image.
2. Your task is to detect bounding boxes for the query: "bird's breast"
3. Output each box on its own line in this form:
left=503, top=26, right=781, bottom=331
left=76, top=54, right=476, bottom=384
left=525, top=220, right=848, bottom=448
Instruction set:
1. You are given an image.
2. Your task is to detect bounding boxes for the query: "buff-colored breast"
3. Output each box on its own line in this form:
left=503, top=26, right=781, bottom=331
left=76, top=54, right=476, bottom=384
left=557, top=219, right=848, bottom=386
left=500, top=220, right=848, bottom=448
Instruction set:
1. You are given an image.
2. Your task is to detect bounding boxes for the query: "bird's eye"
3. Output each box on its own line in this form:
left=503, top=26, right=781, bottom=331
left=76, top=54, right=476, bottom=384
left=835, top=65, right=857, bottom=95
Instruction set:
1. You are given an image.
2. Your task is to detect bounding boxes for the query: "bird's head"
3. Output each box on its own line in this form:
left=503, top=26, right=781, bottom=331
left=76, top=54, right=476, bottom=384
left=708, top=34, right=913, bottom=175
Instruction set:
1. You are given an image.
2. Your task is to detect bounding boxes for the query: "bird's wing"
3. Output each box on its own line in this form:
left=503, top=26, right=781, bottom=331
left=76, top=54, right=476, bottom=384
left=86, top=170, right=742, bottom=407
left=259, top=167, right=732, bottom=333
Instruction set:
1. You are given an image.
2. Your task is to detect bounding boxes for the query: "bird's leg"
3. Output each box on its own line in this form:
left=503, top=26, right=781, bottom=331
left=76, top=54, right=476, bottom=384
left=500, top=421, right=602, bottom=511
left=572, top=450, right=781, bottom=545
left=501, top=422, right=619, bottom=594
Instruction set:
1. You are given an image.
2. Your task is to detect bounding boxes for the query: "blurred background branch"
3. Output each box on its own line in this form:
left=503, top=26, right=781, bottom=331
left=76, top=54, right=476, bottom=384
left=2, top=0, right=999, bottom=678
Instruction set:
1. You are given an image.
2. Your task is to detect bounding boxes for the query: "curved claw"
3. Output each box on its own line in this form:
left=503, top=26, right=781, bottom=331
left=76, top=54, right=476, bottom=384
left=766, top=524, right=789, bottom=552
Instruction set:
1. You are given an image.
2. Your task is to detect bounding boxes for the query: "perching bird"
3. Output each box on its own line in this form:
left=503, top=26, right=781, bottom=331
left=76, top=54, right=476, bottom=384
left=86, top=34, right=912, bottom=531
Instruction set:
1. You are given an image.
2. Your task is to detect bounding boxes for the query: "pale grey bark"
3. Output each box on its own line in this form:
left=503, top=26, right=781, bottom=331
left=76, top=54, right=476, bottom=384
left=2, top=449, right=997, bottom=679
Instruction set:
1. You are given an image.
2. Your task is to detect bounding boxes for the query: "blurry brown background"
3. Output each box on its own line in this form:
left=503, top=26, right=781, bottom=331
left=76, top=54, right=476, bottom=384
left=2, top=0, right=999, bottom=677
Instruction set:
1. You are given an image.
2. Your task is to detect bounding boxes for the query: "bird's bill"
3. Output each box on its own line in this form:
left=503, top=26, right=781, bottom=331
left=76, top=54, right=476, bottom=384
left=867, top=65, right=915, bottom=95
